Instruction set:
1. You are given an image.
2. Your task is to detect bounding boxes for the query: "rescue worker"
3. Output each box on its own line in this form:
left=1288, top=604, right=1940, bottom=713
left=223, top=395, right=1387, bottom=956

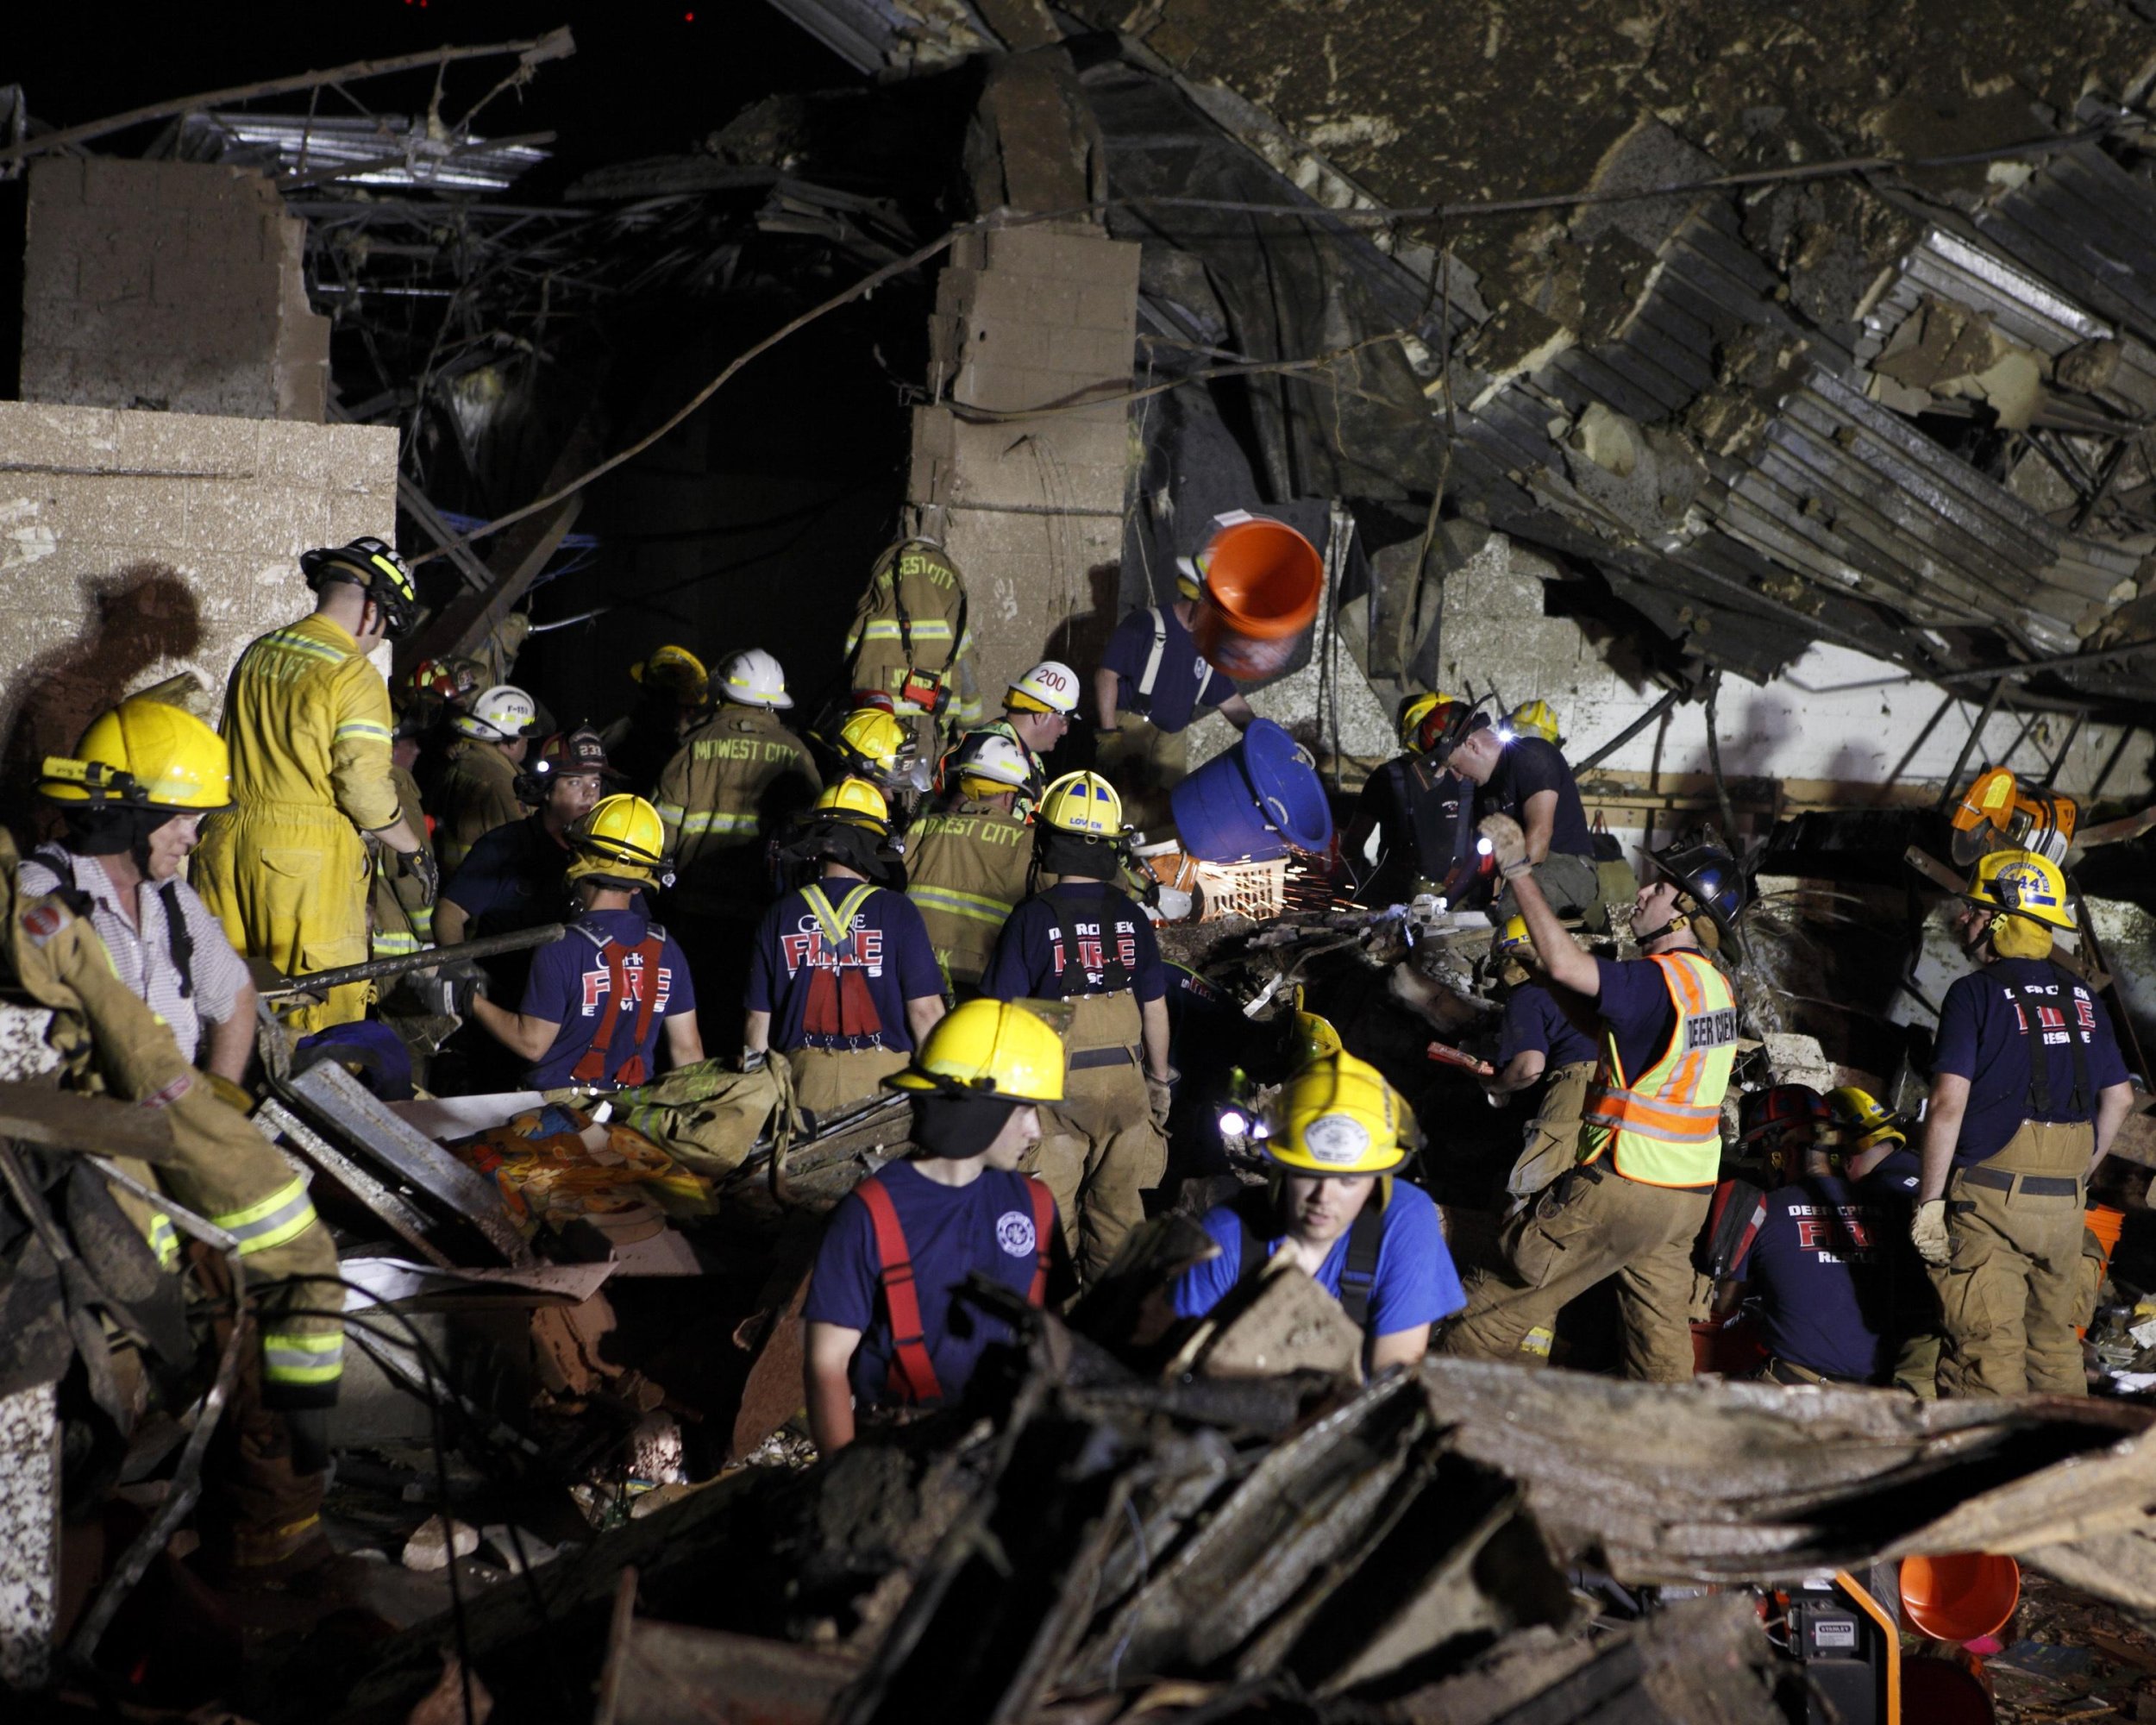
left=437, top=726, right=617, bottom=1000
left=28, top=699, right=259, bottom=1084
left=744, top=778, right=947, bottom=1116
left=1443, top=819, right=1745, bottom=1380
left=969, top=661, right=1084, bottom=791
left=1342, top=694, right=1481, bottom=907
left=370, top=693, right=437, bottom=962
left=1912, top=849, right=2134, bottom=1396
left=401, top=654, right=486, bottom=800
left=904, top=731, right=1036, bottom=1000
left=829, top=704, right=932, bottom=829
left=1092, top=564, right=1256, bottom=811
left=1482, top=915, right=1600, bottom=1208
left=432, top=684, right=540, bottom=872
left=843, top=535, right=983, bottom=762
left=981, top=771, right=1171, bottom=1287
left=1826, top=1084, right=1941, bottom=1397
left=1710, top=1086, right=1910, bottom=1388
left=3, top=837, right=345, bottom=1578
left=1448, top=706, right=1599, bottom=921
left=465, top=794, right=703, bottom=1094
left=602, top=643, right=709, bottom=796
left=1173, top=1051, right=1463, bottom=1371
left=803, top=999, right=1069, bottom=1452
left=194, top=536, right=433, bottom=1031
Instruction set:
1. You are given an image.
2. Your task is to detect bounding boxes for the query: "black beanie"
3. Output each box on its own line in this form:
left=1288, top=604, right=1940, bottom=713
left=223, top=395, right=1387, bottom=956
left=908, top=1091, right=1021, bottom=1160
left=1039, top=827, right=1118, bottom=881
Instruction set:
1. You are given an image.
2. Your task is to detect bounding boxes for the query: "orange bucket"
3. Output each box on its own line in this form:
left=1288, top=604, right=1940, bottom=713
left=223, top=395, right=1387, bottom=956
left=2087, top=1203, right=2125, bottom=1258
left=1192, top=517, right=1324, bottom=679
left=1898, top=1553, right=2021, bottom=1644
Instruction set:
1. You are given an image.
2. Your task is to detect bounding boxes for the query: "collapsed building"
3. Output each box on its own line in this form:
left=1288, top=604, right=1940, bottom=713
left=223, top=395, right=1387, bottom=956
left=10, top=6, right=2156, bottom=1722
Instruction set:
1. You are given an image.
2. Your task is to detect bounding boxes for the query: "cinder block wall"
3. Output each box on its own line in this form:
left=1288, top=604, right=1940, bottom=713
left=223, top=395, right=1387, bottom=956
left=0, top=401, right=396, bottom=824
left=22, top=158, right=329, bottom=423
left=909, top=222, right=1139, bottom=705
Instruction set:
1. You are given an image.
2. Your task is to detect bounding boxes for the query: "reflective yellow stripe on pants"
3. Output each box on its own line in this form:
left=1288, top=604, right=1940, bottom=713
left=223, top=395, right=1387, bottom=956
left=213, top=1175, right=320, bottom=1258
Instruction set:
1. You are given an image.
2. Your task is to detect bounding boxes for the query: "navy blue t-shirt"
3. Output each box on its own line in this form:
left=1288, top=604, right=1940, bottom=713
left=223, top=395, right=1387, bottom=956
left=1727, top=1175, right=1901, bottom=1383
left=747, top=877, right=944, bottom=1054
left=1351, top=756, right=1475, bottom=905
left=981, top=881, right=1167, bottom=1003
left=1931, top=958, right=2130, bottom=1164
left=1099, top=604, right=1237, bottom=734
left=1496, top=979, right=1598, bottom=1070
left=1171, top=1181, right=1463, bottom=1337
left=1858, top=1144, right=1922, bottom=1202
left=1590, top=954, right=1687, bottom=1082
left=805, top=1160, right=1073, bottom=1407
left=519, top=909, right=695, bottom=1090
left=1478, top=737, right=1594, bottom=862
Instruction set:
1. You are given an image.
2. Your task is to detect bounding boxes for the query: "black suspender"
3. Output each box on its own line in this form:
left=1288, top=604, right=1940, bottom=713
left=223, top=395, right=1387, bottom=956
left=1232, top=1187, right=1386, bottom=1331
left=2009, top=963, right=2092, bottom=1117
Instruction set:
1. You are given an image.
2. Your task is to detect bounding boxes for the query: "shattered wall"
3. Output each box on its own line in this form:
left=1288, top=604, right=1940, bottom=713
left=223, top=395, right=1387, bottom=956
left=909, top=222, right=1140, bottom=696
left=22, top=158, right=330, bottom=423
left=0, top=401, right=396, bottom=811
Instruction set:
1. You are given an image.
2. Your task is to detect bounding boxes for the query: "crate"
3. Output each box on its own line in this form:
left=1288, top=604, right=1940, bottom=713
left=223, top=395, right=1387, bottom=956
left=1193, top=856, right=1288, bottom=922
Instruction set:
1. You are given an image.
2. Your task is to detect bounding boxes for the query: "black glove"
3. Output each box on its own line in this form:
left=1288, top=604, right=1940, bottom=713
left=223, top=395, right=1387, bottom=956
left=285, top=1405, right=333, bottom=1476
left=400, top=844, right=441, bottom=904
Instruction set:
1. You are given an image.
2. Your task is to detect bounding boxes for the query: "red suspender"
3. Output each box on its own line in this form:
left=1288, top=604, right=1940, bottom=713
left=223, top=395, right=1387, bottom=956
left=856, top=1176, right=944, bottom=1405
left=1025, top=1178, right=1055, bottom=1307
left=571, top=936, right=667, bottom=1086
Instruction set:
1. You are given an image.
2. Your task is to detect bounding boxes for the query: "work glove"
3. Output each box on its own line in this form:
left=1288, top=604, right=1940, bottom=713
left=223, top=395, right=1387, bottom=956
left=399, top=844, right=441, bottom=905
left=1146, top=1070, right=1175, bottom=1132
left=417, top=958, right=486, bottom=1019
left=1910, top=1198, right=1951, bottom=1267
left=1478, top=812, right=1532, bottom=881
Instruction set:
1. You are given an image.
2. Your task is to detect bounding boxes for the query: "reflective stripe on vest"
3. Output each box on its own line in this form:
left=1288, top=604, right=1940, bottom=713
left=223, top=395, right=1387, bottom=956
left=804, top=881, right=878, bottom=946
left=1581, top=950, right=1737, bottom=1187
left=856, top=1173, right=1056, bottom=1408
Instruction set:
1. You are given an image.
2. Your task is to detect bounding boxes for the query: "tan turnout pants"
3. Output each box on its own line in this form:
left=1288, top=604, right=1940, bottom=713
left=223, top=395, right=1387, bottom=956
left=1025, top=991, right=1166, bottom=1286
left=1442, top=1162, right=1710, bottom=1381
left=1934, top=1120, right=2092, bottom=1397
left=788, top=1045, right=912, bottom=1119
left=1503, top=1060, right=1597, bottom=1204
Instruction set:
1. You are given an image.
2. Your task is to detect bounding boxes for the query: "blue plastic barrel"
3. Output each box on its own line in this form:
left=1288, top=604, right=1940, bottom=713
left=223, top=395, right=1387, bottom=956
left=1169, top=718, right=1334, bottom=862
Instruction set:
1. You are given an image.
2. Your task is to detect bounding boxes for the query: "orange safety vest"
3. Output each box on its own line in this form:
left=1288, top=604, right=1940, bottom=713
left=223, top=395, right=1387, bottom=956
left=1581, top=950, right=1737, bottom=1188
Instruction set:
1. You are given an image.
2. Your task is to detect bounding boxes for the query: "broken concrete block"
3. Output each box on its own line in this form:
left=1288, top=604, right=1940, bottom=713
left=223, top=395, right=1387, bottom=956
left=401, top=1515, right=481, bottom=1572
left=477, top=1525, right=560, bottom=1574
left=1190, top=1262, right=1366, bottom=1380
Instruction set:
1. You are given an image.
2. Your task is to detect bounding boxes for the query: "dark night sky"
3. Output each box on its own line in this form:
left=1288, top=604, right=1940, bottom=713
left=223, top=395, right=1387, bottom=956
left=8, top=3, right=858, bottom=176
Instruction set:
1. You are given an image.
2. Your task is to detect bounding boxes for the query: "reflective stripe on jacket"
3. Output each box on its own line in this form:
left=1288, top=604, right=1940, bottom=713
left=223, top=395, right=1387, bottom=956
left=904, top=797, right=1032, bottom=992
left=1582, top=950, right=1737, bottom=1187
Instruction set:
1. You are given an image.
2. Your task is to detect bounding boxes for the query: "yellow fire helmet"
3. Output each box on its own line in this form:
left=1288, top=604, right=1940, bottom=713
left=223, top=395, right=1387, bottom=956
left=1965, top=848, right=2076, bottom=932
left=1037, top=770, right=1122, bottom=837
left=1265, top=1051, right=1412, bottom=1177
left=1495, top=914, right=1533, bottom=957
left=1399, top=693, right=1441, bottom=750
left=1290, top=1009, right=1344, bottom=1070
left=41, top=698, right=232, bottom=813
left=837, top=706, right=911, bottom=779
left=567, top=794, right=674, bottom=890
left=630, top=643, right=710, bottom=706
left=1507, top=698, right=1561, bottom=745
left=888, top=998, right=1066, bottom=1105
left=815, top=775, right=893, bottom=835
left=1826, top=1085, right=1905, bottom=1151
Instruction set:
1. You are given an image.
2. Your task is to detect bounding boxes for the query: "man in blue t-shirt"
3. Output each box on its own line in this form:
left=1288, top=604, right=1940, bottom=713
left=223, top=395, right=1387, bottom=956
left=1447, top=722, right=1599, bottom=923
left=467, top=794, right=703, bottom=1093
left=981, top=771, right=1171, bottom=1287
left=745, top=777, right=947, bottom=1119
left=1092, top=564, right=1256, bottom=818
left=1174, top=1050, right=1463, bottom=1371
left=1483, top=915, right=1601, bottom=1206
left=804, top=1000, right=1074, bottom=1451
left=1912, top=849, right=2134, bottom=1397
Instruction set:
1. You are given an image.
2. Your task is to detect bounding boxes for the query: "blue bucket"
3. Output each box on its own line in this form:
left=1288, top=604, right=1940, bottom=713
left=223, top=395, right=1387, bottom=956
left=1169, top=718, right=1334, bottom=862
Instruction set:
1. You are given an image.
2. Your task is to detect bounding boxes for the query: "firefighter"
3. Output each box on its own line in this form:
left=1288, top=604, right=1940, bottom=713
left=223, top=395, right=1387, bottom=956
left=432, top=684, right=540, bottom=872
left=653, top=648, right=822, bottom=1018
left=1482, top=914, right=1600, bottom=1208
left=1447, top=705, right=1600, bottom=922
left=1827, top=1085, right=1942, bottom=1396
left=1173, top=1051, right=1463, bottom=1371
left=905, top=731, right=1037, bottom=1000
left=1092, top=563, right=1256, bottom=813
left=843, top=535, right=983, bottom=762
left=1912, top=849, right=2134, bottom=1396
left=1443, top=819, right=1745, bottom=1380
left=28, top=699, right=260, bottom=1083
left=830, top=704, right=932, bottom=830
left=744, top=779, right=948, bottom=1116
left=370, top=693, right=437, bottom=962
left=968, top=661, right=1083, bottom=790
left=803, top=999, right=1070, bottom=1452
left=1342, top=694, right=1482, bottom=907
left=463, top=794, right=703, bottom=1094
left=194, top=537, right=432, bottom=1032
left=602, top=643, right=709, bottom=795
left=981, top=771, right=1171, bottom=1287
left=5, top=837, right=345, bottom=1578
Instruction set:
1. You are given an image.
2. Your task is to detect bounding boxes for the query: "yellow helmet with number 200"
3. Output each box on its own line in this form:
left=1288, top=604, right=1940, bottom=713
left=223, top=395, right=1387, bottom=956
left=889, top=998, right=1066, bottom=1105
left=1266, top=1051, right=1410, bottom=1176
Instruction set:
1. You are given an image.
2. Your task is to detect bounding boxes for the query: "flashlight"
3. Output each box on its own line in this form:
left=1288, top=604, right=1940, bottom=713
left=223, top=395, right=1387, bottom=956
left=1476, top=836, right=1494, bottom=856
left=1496, top=726, right=1516, bottom=743
left=1217, top=1108, right=1249, bottom=1138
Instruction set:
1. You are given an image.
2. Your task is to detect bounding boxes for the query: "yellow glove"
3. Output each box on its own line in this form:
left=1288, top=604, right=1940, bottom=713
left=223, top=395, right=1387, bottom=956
left=1910, top=1198, right=1951, bottom=1267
